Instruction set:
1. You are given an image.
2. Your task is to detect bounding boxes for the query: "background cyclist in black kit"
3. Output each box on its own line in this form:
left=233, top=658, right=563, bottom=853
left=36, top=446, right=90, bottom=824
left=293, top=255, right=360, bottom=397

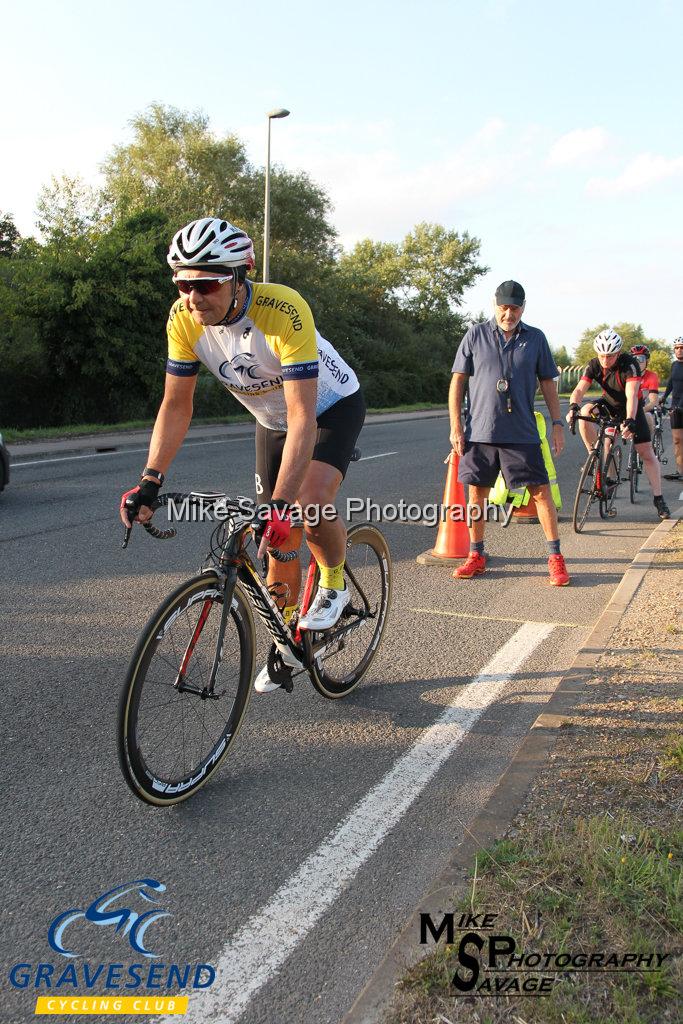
left=567, top=328, right=670, bottom=520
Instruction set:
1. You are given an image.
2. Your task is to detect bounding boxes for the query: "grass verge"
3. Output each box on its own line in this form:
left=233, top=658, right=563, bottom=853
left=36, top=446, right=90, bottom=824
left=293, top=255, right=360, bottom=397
left=1, top=403, right=448, bottom=444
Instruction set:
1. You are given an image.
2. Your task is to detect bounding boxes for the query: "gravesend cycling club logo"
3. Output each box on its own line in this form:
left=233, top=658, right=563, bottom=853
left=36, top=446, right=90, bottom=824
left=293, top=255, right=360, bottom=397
left=221, top=351, right=260, bottom=380
left=419, top=910, right=672, bottom=998
left=48, top=879, right=169, bottom=958
left=8, top=878, right=217, bottom=1016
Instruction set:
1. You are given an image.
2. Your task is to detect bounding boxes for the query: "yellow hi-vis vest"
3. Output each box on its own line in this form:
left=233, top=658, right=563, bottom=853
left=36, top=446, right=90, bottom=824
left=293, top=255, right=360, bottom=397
left=489, top=411, right=562, bottom=510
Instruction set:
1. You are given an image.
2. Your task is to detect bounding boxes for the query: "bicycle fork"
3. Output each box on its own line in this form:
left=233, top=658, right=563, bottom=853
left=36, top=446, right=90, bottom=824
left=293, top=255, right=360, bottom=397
left=173, top=570, right=237, bottom=699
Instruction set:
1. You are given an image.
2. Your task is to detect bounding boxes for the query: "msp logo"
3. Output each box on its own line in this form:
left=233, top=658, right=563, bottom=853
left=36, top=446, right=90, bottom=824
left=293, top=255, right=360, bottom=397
left=48, top=879, right=169, bottom=959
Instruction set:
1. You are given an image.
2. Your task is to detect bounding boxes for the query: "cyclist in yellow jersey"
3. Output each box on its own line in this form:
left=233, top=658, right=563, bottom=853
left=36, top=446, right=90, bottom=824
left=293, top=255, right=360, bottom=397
left=119, top=217, right=365, bottom=693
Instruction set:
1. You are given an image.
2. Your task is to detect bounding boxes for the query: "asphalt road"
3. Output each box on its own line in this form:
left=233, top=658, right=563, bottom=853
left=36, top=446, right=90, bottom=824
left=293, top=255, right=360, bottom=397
left=1, top=413, right=680, bottom=1024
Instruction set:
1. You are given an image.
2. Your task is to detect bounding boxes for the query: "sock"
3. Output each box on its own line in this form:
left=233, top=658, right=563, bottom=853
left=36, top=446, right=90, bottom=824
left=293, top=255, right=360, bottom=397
left=283, top=605, right=297, bottom=624
left=653, top=495, right=662, bottom=502
left=318, top=561, right=345, bottom=591
left=547, top=539, right=561, bottom=555
left=470, top=541, right=485, bottom=555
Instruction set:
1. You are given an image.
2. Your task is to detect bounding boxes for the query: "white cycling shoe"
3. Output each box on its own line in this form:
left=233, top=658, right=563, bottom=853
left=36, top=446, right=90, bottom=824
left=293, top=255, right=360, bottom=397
left=298, top=585, right=350, bottom=632
left=253, top=641, right=303, bottom=694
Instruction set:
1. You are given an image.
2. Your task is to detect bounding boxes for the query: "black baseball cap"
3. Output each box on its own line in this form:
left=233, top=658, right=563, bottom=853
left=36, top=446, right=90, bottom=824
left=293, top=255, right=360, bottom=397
left=495, top=280, right=525, bottom=307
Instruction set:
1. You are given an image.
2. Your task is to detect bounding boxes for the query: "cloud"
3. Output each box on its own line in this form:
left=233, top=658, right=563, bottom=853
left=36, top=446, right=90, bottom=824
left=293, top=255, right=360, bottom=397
left=586, top=152, right=683, bottom=196
left=239, top=116, right=514, bottom=247
left=547, top=127, right=609, bottom=166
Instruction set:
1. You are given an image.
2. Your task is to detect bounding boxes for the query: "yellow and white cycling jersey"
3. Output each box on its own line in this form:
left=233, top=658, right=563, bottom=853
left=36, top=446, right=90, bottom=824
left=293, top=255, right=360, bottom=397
left=166, top=281, right=358, bottom=431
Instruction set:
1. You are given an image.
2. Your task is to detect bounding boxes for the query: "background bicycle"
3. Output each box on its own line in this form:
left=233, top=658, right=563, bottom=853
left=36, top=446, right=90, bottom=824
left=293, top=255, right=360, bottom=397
left=118, top=489, right=392, bottom=806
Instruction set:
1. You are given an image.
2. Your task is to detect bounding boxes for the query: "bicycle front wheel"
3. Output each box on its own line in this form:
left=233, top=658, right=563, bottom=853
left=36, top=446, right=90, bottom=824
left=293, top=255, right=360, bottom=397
left=603, top=448, right=622, bottom=517
left=573, top=451, right=599, bottom=533
left=628, top=442, right=638, bottom=503
left=118, top=572, right=255, bottom=806
left=305, top=524, right=392, bottom=699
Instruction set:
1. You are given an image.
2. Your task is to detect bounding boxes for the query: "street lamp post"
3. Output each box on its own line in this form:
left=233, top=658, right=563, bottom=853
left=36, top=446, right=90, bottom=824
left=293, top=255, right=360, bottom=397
left=263, top=108, right=290, bottom=283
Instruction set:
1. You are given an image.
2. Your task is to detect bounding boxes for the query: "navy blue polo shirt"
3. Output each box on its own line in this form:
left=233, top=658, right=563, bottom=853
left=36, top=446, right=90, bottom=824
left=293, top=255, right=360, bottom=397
left=452, top=318, right=558, bottom=444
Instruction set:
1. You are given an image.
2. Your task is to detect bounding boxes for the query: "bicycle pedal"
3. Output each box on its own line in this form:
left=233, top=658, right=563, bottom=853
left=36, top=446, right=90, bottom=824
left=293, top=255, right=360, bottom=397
left=606, top=508, right=618, bottom=517
left=267, top=647, right=295, bottom=693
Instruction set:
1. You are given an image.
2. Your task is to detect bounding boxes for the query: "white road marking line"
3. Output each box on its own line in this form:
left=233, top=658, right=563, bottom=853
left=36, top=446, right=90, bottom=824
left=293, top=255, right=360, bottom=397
left=10, top=437, right=248, bottom=469
left=180, top=621, right=554, bottom=1024
left=409, top=606, right=579, bottom=628
left=358, top=451, right=398, bottom=461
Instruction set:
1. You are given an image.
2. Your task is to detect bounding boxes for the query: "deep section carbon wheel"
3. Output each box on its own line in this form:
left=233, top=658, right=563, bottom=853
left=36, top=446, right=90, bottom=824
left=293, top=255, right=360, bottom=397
left=118, top=572, right=255, bottom=806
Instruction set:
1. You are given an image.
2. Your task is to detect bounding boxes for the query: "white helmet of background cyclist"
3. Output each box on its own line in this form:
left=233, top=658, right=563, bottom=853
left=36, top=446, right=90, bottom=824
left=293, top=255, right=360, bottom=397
left=167, top=217, right=255, bottom=272
left=593, top=329, right=623, bottom=355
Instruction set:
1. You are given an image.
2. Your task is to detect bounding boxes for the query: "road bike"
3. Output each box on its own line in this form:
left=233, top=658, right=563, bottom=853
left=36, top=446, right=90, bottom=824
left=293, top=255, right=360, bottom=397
left=571, top=408, right=624, bottom=532
left=117, top=472, right=392, bottom=806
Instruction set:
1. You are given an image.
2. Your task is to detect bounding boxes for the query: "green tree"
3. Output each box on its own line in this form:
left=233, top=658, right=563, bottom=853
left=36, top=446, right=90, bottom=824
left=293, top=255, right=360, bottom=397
left=649, top=349, right=672, bottom=382
left=551, top=345, right=571, bottom=368
left=340, top=223, right=486, bottom=324
left=0, top=212, right=20, bottom=257
left=36, top=176, right=102, bottom=241
left=100, top=104, right=338, bottom=274
left=10, top=210, right=172, bottom=425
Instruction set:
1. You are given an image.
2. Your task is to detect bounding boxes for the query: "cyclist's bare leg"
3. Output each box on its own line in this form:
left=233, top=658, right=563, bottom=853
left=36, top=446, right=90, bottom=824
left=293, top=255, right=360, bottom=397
left=266, top=526, right=303, bottom=611
left=672, top=427, right=683, bottom=474
left=298, top=460, right=346, bottom=570
left=527, top=483, right=559, bottom=541
left=636, top=440, right=663, bottom=494
left=578, top=405, right=599, bottom=453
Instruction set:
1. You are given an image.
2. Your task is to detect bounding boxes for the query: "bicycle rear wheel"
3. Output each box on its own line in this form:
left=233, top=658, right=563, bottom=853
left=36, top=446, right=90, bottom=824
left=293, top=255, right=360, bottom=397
left=304, top=524, right=392, bottom=699
left=572, top=451, right=599, bottom=532
left=118, top=572, right=255, bottom=806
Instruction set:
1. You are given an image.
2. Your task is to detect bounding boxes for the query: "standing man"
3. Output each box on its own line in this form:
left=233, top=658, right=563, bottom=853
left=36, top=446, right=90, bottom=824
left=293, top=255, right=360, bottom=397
left=663, top=337, right=683, bottom=481
left=449, top=280, right=569, bottom=586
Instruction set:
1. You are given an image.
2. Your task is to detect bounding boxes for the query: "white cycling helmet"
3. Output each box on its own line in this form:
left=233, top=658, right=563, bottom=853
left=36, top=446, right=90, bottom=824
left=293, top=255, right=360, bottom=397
left=167, top=217, right=255, bottom=273
left=593, top=328, right=622, bottom=355
left=673, top=336, right=683, bottom=347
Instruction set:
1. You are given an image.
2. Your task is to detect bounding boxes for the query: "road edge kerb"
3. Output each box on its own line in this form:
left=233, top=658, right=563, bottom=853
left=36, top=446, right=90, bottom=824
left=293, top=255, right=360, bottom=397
left=342, top=508, right=682, bottom=1024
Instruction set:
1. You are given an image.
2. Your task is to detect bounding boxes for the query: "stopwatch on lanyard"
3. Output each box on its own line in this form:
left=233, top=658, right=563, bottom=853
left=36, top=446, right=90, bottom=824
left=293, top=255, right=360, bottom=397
left=496, top=327, right=519, bottom=413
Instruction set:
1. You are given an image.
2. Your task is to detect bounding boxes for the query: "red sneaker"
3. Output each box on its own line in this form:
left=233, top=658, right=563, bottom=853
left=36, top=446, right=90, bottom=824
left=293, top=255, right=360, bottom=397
left=453, top=552, right=487, bottom=579
left=548, top=554, right=570, bottom=586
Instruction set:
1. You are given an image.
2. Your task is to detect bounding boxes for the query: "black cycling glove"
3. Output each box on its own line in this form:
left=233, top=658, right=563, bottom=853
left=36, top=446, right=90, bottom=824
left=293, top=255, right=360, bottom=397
left=120, top=480, right=161, bottom=523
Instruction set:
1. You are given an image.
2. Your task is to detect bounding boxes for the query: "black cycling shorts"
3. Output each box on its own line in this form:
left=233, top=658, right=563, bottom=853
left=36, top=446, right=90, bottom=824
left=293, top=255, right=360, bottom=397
left=670, top=406, right=683, bottom=430
left=588, top=399, right=651, bottom=445
left=254, top=388, right=366, bottom=502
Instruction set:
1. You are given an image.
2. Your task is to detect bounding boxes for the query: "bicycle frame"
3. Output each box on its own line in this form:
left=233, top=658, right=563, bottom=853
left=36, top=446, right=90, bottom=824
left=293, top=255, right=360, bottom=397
left=127, top=491, right=375, bottom=695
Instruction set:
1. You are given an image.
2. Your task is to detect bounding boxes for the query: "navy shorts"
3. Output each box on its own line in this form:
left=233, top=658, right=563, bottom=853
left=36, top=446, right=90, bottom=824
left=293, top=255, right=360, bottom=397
left=458, top=442, right=549, bottom=489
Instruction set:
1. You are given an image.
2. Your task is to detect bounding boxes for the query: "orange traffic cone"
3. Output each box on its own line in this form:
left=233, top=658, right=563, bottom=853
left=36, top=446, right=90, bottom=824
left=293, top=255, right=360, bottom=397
left=511, top=493, right=539, bottom=523
left=416, top=452, right=470, bottom=564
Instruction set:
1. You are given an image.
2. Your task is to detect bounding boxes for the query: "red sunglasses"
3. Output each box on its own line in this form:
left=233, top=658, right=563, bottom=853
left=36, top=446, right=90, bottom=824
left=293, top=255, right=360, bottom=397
left=173, top=276, right=232, bottom=295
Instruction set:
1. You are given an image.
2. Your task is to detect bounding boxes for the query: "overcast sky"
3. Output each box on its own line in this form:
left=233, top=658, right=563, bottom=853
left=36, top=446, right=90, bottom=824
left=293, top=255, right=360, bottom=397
left=3, top=0, right=682, bottom=353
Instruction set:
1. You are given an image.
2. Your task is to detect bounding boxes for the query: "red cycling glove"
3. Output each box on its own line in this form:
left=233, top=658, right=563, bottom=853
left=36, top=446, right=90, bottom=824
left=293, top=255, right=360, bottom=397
left=252, top=500, right=291, bottom=549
